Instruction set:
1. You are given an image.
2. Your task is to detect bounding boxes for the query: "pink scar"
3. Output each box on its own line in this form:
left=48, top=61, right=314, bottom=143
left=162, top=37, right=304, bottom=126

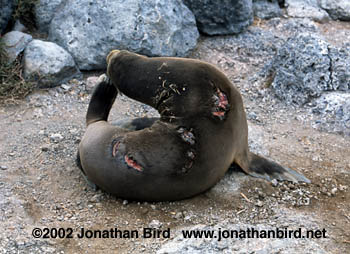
left=124, top=155, right=143, bottom=172
left=112, top=141, right=120, bottom=157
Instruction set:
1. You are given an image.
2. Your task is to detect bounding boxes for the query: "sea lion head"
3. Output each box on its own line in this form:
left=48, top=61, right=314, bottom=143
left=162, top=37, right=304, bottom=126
left=106, top=49, right=121, bottom=66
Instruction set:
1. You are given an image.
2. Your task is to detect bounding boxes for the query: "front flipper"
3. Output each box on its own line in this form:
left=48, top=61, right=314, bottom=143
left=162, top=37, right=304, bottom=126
left=247, top=153, right=310, bottom=183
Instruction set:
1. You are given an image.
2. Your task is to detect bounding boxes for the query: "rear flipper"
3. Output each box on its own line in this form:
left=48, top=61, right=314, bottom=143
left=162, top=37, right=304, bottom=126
left=244, top=153, right=310, bottom=183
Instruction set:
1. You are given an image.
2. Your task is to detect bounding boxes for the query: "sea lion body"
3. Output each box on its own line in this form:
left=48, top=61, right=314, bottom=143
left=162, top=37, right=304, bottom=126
left=78, top=50, right=309, bottom=201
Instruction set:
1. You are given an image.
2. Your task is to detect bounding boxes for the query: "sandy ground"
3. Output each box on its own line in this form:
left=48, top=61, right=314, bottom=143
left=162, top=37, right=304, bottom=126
left=0, top=18, right=349, bottom=253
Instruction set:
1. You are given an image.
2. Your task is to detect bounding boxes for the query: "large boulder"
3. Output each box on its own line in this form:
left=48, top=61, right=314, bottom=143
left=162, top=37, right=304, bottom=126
left=0, top=0, right=14, bottom=34
left=183, top=0, right=253, bottom=35
left=1, top=31, right=33, bottom=62
left=48, top=0, right=199, bottom=70
left=23, top=40, right=80, bottom=88
left=265, top=32, right=350, bottom=106
left=267, top=33, right=331, bottom=106
left=319, top=0, right=350, bottom=21
left=285, top=0, right=330, bottom=23
left=35, top=0, right=64, bottom=33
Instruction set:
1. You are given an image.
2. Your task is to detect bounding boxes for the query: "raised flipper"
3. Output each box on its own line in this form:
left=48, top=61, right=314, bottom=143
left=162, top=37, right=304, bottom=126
left=247, top=153, right=310, bottom=183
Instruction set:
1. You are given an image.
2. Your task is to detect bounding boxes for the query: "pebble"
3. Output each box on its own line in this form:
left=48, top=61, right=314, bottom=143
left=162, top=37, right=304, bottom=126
left=255, top=200, right=264, bottom=207
left=0, top=166, right=8, bottom=170
left=41, top=146, right=50, bottom=152
left=149, top=220, right=162, bottom=229
left=61, top=84, right=71, bottom=91
left=271, top=179, right=278, bottom=187
left=122, top=200, right=128, bottom=205
left=50, top=133, right=64, bottom=143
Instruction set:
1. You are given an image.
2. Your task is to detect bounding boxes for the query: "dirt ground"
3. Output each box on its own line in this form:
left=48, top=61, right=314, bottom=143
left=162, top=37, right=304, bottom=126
left=0, top=18, right=349, bottom=253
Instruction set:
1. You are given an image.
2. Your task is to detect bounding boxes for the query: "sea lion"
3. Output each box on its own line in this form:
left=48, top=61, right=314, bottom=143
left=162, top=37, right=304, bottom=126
left=77, top=50, right=309, bottom=201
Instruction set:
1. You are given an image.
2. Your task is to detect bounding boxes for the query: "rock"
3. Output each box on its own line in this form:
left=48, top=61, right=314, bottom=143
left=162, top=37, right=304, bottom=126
left=122, top=200, right=128, bottom=206
left=285, top=0, right=330, bottom=23
left=85, top=76, right=99, bottom=93
left=13, top=20, right=27, bottom=33
left=271, top=179, right=278, bottom=187
left=149, top=219, right=162, bottom=229
left=267, top=33, right=331, bottom=105
left=0, top=166, right=8, bottom=170
left=183, top=0, right=253, bottom=35
left=329, top=46, right=350, bottom=91
left=253, top=0, right=282, bottom=19
left=0, top=0, right=13, bottom=34
left=35, top=0, right=64, bottom=33
left=312, top=92, right=350, bottom=136
left=319, top=0, right=350, bottom=21
left=48, top=0, right=199, bottom=70
left=1, top=31, right=33, bottom=62
left=23, top=39, right=80, bottom=88
left=49, top=133, right=64, bottom=143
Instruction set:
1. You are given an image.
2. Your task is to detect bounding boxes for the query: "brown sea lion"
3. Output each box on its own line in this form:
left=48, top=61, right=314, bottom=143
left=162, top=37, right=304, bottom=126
left=77, top=50, right=309, bottom=201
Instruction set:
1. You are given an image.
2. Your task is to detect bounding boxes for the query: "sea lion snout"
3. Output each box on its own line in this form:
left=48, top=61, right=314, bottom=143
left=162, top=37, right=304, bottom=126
left=106, top=49, right=121, bottom=65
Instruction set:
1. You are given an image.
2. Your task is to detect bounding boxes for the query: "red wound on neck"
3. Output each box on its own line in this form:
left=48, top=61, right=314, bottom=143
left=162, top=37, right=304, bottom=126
left=124, top=155, right=143, bottom=172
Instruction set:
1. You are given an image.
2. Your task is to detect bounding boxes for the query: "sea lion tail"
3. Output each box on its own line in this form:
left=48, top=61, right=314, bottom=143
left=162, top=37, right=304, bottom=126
left=247, top=152, right=311, bottom=183
left=86, top=74, right=118, bottom=126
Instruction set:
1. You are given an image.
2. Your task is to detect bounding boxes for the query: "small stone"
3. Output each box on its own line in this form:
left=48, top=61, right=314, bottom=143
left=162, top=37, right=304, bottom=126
left=41, top=146, right=50, bottom=152
left=149, top=219, right=162, bottom=229
left=150, top=205, right=156, bottom=210
left=61, top=84, right=71, bottom=91
left=255, top=200, right=264, bottom=207
left=50, top=133, right=64, bottom=143
left=122, top=200, right=128, bottom=205
left=175, top=212, right=183, bottom=219
left=0, top=166, right=8, bottom=170
left=271, top=179, right=278, bottom=187
left=331, top=188, right=337, bottom=195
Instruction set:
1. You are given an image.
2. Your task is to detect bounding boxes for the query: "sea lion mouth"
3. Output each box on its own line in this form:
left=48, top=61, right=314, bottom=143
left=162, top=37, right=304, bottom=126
left=106, top=49, right=121, bottom=65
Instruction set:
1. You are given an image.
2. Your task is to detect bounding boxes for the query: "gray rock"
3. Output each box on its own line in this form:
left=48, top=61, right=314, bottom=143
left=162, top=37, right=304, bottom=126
left=329, top=46, right=350, bottom=91
left=312, top=92, right=350, bottom=136
left=286, top=0, right=330, bottom=23
left=23, top=39, right=80, bottom=88
left=48, top=0, right=199, bottom=70
left=319, top=0, right=350, bottom=21
left=183, top=0, right=253, bottom=35
left=35, top=0, right=64, bottom=33
left=0, top=0, right=13, bottom=34
left=13, top=20, right=27, bottom=33
left=253, top=0, right=282, bottom=19
left=267, top=33, right=331, bottom=105
left=1, top=31, right=33, bottom=62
